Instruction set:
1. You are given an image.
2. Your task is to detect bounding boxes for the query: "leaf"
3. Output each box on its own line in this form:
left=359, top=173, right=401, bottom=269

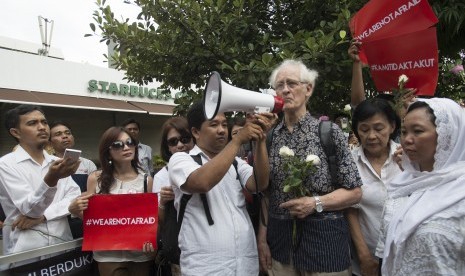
left=261, top=53, right=273, bottom=66
left=90, top=23, right=96, bottom=32
left=283, top=185, right=291, bottom=193
left=339, top=30, right=346, bottom=39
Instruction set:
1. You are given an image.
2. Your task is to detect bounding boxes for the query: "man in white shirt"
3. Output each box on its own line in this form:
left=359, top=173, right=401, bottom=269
left=48, top=120, right=97, bottom=239
left=168, top=102, right=273, bottom=275
left=49, top=121, right=97, bottom=192
left=122, top=118, right=154, bottom=176
left=0, top=105, right=81, bottom=265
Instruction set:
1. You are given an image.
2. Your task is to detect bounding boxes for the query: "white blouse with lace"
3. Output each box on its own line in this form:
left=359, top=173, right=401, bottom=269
left=388, top=199, right=465, bottom=275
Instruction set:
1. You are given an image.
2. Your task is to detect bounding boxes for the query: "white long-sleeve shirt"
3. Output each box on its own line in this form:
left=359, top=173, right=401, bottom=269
left=0, top=146, right=81, bottom=259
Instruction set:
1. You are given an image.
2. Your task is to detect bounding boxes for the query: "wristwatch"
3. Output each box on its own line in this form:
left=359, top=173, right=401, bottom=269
left=314, top=196, right=323, bottom=213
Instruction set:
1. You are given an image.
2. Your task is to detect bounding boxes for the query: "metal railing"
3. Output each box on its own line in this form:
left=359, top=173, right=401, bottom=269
left=0, top=238, right=82, bottom=268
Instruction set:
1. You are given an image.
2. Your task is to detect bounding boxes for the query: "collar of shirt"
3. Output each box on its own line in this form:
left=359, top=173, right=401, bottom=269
left=355, top=140, right=399, bottom=167
left=274, top=112, right=314, bottom=132
left=13, top=145, right=56, bottom=165
left=188, top=145, right=210, bottom=161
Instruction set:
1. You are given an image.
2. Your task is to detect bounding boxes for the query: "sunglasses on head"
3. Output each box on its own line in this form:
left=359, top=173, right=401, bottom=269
left=167, top=136, right=192, bottom=147
left=110, top=139, right=137, bottom=150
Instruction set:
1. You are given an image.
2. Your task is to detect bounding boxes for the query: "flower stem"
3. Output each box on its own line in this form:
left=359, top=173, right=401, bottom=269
left=292, top=220, right=297, bottom=247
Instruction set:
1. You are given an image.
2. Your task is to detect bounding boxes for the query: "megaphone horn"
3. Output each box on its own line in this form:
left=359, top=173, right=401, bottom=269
left=203, top=71, right=284, bottom=120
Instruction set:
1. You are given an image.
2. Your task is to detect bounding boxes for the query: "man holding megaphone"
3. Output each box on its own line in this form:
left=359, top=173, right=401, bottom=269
left=257, top=59, right=363, bottom=275
left=168, top=101, right=275, bottom=275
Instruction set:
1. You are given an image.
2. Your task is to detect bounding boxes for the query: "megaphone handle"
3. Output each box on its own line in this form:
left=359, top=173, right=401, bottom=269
left=247, top=141, right=254, bottom=167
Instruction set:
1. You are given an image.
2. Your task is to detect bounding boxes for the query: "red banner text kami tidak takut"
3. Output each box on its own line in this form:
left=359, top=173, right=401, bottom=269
left=350, top=0, right=438, bottom=63
left=82, top=193, right=158, bottom=251
left=363, top=27, right=438, bottom=96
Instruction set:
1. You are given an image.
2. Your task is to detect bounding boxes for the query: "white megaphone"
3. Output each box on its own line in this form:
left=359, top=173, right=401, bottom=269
left=203, top=71, right=284, bottom=120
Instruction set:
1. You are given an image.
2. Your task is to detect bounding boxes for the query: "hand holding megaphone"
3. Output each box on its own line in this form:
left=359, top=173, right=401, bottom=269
left=245, top=112, right=278, bottom=134
left=232, top=113, right=276, bottom=145
left=231, top=122, right=265, bottom=145
left=203, top=72, right=284, bottom=120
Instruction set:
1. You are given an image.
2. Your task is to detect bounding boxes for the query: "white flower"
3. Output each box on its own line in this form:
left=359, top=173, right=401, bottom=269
left=344, top=104, right=351, bottom=112
left=279, top=146, right=294, bottom=157
left=398, top=74, right=408, bottom=85
left=340, top=117, right=348, bottom=129
left=305, top=154, right=321, bottom=165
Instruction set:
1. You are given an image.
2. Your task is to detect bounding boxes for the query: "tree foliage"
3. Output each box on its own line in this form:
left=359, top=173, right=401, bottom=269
left=88, top=0, right=464, bottom=116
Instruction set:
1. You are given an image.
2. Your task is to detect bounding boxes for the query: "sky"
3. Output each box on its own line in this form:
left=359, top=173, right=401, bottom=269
left=0, top=0, right=141, bottom=67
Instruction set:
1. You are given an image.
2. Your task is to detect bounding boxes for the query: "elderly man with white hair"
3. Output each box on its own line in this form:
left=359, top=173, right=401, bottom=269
left=258, top=59, right=363, bottom=275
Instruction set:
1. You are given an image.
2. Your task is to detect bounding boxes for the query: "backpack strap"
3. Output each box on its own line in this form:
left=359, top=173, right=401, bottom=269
left=233, top=159, right=255, bottom=204
left=266, top=124, right=277, bottom=154
left=143, top=173, right=148, bottom=193
left=232, top=159, right=239, bottom=180
left=177, top=194, right=193, bottom=226
left=318, top=121, right=337, bottom=186
left=187, top=154, right=214, bottom=226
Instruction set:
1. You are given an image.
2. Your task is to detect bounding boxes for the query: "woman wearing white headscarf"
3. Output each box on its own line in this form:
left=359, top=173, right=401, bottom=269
left=382, top=98, right=465, bottom=275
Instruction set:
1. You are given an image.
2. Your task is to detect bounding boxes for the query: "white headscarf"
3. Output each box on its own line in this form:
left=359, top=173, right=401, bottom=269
left=382, top=98, right=465, bottom=274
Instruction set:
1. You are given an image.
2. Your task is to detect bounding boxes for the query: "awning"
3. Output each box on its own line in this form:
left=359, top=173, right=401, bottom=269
left=128, top=101, right=174, bottom=115
left=0, top=88, right=174, bottom=115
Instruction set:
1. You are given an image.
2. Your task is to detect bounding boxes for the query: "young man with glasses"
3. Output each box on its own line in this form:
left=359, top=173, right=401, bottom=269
left=49, top=121, right=97, bottom=192
left=168, top=102, right=275, bottom=275
left=257, top=59, right=363, bottom=275
left=0, top=105, right=81, bottom=267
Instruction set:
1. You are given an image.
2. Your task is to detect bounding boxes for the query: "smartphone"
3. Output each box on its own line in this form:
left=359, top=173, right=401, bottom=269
left=63, top=148, right=81, bottom=162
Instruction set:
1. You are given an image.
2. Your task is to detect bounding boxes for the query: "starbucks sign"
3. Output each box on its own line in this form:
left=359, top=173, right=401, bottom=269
left=88, top=80, right=171, bottom=100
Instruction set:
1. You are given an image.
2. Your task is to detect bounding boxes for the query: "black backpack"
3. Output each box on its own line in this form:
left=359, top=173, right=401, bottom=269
left=158, top=155, right=246, bottom=265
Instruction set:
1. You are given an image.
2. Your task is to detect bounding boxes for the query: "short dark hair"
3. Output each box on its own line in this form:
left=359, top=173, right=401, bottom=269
left=49, top=120, right=72, bottom=131
left=5, top=105, right=45, bottom=141
left=187, top=101, right=207, bottom=131
left=406, top=101, right=436, bottom=125
left=121, top=118, right=140, bottom=130
left=352, top=98, right=400, bottom=141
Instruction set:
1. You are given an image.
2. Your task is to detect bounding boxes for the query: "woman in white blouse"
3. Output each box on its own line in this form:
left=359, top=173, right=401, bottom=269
left=346, top=98, right=402, bottom=276
left=69, top=126, right=154, bottom=276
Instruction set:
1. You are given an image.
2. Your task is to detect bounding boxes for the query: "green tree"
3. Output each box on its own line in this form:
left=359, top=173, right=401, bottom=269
left=88, top=0, right=464, bottom=116
left=89, top=0, right=366, bottom=116
left=430, top=0, right=465, bottom=101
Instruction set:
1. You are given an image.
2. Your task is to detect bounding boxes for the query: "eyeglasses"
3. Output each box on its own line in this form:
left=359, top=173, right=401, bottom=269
left=110, top=139, right=137, bottom=150
left=167, top=136, right=192, bottom=147
left=274, top=80, right=308, bottom=92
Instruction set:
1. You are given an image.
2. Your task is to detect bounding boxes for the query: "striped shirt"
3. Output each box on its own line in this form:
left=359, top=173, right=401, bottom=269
left=267, top=113, right=363, bottom=272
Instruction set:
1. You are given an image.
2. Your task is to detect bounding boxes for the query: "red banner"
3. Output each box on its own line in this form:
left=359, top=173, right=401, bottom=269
left=82, top=193, right=158, bottom=251
left=350, top=0, right=438, bottom=63
left=363, top=28, right=438, bottom=96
